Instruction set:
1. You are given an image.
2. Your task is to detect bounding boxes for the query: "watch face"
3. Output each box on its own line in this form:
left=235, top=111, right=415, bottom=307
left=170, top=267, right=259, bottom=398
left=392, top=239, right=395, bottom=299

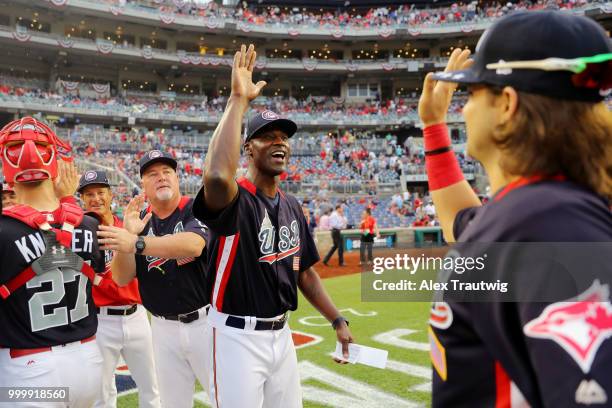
left=136, top=238, right=145, bottom=251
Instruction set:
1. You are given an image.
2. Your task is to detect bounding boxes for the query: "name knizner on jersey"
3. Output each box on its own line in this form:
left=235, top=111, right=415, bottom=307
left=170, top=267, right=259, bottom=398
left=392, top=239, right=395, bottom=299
left=15, top=229, right=94, bottom=263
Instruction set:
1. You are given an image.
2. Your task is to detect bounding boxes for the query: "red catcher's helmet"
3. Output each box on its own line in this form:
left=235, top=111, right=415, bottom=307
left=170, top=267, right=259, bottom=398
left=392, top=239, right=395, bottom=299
left=0, top=117, right=67, bottom=183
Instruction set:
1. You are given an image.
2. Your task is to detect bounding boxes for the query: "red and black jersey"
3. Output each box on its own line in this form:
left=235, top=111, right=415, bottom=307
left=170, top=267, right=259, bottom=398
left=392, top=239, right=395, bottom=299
left=431, top=180, right=612, bottom=407
left=192, top=178, right=320, bottom=318
left=93, top=215, right=142, bottom=307
left=135, top=196, right=209, bottom=317
left=0, top=211, right=105, bottom=348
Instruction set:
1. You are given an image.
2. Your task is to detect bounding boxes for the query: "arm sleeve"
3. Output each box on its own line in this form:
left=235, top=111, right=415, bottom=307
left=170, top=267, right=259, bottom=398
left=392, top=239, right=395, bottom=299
left=452, top=206, right=480, bottom=240
left=85, top=216, right=106, bottom=273
left=182, top=201, right=208, bottom=241
left=191, top=184, right=241, bottom=236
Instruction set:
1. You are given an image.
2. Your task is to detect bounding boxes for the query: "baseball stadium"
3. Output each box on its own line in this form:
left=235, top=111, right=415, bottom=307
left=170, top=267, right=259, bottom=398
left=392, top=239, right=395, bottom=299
left=0, top=0, right=610, bottom=407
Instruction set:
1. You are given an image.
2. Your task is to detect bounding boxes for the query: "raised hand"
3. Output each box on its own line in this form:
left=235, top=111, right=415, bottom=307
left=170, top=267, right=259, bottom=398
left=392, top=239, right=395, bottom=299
left=231, top=44, right=267, bottom=102
left=122, top=195, right=152, bottom=235
left=418, top=48, right=473, bottom=127
left=54, top=160, right=79, bottom=199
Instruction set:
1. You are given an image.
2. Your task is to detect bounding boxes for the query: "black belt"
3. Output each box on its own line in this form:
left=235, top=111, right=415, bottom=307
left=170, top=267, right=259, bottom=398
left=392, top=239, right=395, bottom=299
left=96, top=304, right=138, bottom=316
left=225, top=315, right=287, bottom=331
left=155, top=310, right=200, bottom=324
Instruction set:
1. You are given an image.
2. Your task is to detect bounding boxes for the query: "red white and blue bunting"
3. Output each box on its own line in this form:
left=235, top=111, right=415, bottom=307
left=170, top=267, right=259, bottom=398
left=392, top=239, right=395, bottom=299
left=461, top=24, right=475, bottom=33
left=12, top=26, right=31, bottom=42
left=205, top=17, right=220, bottom=29
left=378, top=26, right=394, bottom=38
left=381, top=62, right=395, bottom=72
left=60, top=80, right=79, bottom=91
left=345, top=62, right=359, bottom=72
left=408, top=27, right=421, bottom=36
left=141, top=45, right=154, bottom=59
left=173, top=0, right=186, bottom=8
left=49, top=0, right=68, bottom=6
left=96, top=39, right=114, bottom=54
left=57, top=37, right=74, bottom=48
left=288, top=28, right=300, bottom=37
left=332, top=96, right=345, bottom=105
left=330, top=28, right=344, bottom=39
left=159, top=7, right=176, bottom=25
left=237, top=21, right=252, bottom=33
left=302, top=58, right=318, bottom=71
left=255, top=57, right=267, bottom=69
left=109, top=5, right=124, bottom=16
left=92, top=83, right=110, bottom=94
left=177, top=50, right=189, bottom=64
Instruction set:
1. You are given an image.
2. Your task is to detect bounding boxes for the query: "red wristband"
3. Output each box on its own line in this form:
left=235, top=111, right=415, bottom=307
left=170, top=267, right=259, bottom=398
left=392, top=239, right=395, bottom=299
left=423, top=124, right=465, bottom=190
left=60, top=195, right=78, bottom=205
left=423, top=123, right=452, bottom=151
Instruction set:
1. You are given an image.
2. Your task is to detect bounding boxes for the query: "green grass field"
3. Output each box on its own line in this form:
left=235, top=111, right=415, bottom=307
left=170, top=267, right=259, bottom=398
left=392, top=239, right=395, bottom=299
left=117, top=273, right=432, bottom=407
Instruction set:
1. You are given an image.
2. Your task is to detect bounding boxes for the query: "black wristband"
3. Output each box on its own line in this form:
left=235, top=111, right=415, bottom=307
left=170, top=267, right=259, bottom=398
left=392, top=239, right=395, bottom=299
left=424, top=146, right=453, bottom=156
left=332, top=316, right=349, bottom=330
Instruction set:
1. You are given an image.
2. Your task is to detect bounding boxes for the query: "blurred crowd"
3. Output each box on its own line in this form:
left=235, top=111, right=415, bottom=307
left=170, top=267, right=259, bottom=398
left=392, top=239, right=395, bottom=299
left=122, top=0, right=594, bottom=28
left=0, top=77, right=465, bottom=123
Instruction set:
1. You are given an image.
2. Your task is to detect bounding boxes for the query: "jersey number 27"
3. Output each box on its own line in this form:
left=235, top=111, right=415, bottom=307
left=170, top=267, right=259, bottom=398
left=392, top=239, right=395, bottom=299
left=26, top=268, right=89, bottom=332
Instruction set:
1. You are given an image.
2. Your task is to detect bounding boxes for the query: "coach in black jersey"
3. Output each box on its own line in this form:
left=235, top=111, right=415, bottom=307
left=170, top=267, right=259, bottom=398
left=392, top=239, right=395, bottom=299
left=193, top=44, right=354, bottom=407
left=418, top=12, right=612, bottom=407
left=98, top=150, right=210, bottom=407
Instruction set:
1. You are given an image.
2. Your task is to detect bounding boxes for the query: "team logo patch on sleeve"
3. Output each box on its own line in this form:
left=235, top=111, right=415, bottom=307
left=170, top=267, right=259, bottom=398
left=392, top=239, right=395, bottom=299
left=429, top=302, right=453, bottom=330
left=524, top=280, right=612, bottom=373
left=428, top=326, right=447, bottom=381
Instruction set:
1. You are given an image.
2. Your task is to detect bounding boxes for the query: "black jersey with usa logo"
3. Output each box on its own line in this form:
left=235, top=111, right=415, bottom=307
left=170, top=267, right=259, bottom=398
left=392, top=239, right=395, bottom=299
left=192, top=178, right=319, bottom=318
left=430, top=180, right=612, bottom=408
left=0, top=211, right=105, bottom=348
left=135, top=196, right=209, bottom=316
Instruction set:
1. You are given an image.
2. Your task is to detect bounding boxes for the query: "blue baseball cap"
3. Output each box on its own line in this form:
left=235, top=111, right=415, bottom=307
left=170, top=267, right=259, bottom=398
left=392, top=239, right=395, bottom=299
left=245, top=110, right=297, bottom=142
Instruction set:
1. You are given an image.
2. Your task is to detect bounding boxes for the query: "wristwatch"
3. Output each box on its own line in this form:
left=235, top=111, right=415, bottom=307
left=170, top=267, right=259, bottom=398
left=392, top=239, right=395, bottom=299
left=332, top=316, right=349, bottom=330
left=135, top=236, right=146, bottom=255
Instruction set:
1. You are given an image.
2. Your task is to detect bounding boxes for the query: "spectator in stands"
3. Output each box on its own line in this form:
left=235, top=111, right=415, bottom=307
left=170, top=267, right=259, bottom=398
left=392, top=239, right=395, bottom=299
left=2, top=183, right=16, bottom=208
left=359, top=208, right=379, bottom=266
left=323, top=204, right=348, bottom=267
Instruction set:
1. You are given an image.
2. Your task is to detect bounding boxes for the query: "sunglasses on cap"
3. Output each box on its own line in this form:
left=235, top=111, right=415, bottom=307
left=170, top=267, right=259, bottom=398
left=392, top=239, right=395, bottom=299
left=486, top=53, right=612, bottom=92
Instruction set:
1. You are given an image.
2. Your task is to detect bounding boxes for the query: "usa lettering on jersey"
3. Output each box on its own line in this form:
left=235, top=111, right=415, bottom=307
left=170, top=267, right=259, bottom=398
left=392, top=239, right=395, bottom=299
left=257, top=209, right=300, bottom=264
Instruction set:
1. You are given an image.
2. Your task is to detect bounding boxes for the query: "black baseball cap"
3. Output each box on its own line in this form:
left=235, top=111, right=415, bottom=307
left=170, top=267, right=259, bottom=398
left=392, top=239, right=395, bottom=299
left=78, top=170, right=110, bottom=193
left=245, top=110, right=297, bottom=143
left=432, top=11, right=612, bottom=102
left=139, top=150, right=178, bottom=176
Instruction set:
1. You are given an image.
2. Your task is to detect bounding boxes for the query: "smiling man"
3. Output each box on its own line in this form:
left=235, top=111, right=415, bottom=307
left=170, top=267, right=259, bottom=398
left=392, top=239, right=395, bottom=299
left=193, top=44, right=353, bottom=408
left=97, top=151, right=210, bottom=408
left=78, top=170, right=160, bottom=408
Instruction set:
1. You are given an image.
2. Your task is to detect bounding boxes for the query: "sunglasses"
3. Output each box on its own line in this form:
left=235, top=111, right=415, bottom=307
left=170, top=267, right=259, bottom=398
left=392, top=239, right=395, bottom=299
left=486, top=53, right=612, bottom=91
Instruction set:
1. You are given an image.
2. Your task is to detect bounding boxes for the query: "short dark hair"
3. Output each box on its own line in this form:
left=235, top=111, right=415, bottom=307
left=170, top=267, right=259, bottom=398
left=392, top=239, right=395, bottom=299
left=335, top=204, right=342, bottom=210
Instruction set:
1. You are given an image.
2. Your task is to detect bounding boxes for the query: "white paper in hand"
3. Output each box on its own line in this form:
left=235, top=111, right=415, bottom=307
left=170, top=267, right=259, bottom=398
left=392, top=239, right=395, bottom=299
left=333, top=342, right=388, bottom=369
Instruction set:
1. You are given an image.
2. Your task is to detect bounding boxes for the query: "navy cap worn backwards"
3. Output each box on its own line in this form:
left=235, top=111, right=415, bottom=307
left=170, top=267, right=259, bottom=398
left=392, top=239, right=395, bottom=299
left=78, top=170, right=110, bottom=193
left=245, top=110, right=297, bottom=142
left=139, top=150, right=178, bottom=176
left=432, top=11, right=612, bottom=102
